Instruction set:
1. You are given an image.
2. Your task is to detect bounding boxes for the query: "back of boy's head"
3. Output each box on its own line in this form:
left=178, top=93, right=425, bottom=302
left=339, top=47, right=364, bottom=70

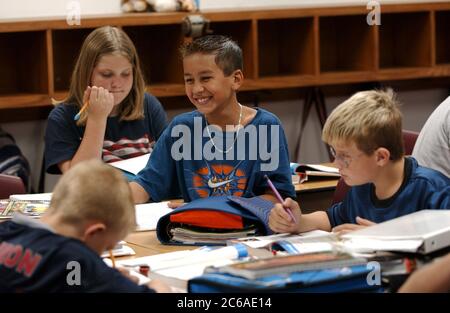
left=322, top=89, right=404, bottom=161
left=180, top=35, right=243, bottom=76
left=49, top=160, right=136, bottom=234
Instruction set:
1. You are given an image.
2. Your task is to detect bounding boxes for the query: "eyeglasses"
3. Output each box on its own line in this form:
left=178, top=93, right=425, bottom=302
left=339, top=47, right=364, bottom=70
left=329, top=146, right=364, bottom=168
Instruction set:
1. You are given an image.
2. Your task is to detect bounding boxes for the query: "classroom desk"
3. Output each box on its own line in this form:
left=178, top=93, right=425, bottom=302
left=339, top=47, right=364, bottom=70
left=124, top=231, right=196, bottom=257
left=124, top=241, right=159, bottom=258
left=294, top=178, right=339, bottom=213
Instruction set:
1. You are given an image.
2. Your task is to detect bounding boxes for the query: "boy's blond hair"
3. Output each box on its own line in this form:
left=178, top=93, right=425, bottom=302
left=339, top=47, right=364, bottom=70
left=55, top=26, right=146, bottom=126
left=48, top=160, right=136, bottom=233
left=322, top=89, right=404, bottom=160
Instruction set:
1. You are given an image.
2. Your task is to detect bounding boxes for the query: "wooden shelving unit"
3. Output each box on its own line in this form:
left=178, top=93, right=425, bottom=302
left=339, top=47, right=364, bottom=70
left=0, top=2, right=449, bottom=113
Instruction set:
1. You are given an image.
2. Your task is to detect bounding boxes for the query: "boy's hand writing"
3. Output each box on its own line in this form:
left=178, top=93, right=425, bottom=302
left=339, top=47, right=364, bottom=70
left=268, top=197, right=301, bottom=234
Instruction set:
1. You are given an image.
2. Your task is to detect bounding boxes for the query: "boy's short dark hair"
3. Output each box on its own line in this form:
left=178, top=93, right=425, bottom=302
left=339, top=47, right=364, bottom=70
left=180, top=35, right=243, bottom=76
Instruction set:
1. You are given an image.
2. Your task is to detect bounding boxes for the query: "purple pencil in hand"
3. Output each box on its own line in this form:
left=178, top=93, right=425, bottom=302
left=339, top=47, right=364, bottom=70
left=264, top=175, right=297, bottom=224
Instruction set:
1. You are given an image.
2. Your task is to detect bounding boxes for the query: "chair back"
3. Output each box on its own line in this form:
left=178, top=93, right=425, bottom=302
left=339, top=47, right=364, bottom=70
left=402, top=130, right=419, bottom=155
left=0, top=174, right=26, bottom=199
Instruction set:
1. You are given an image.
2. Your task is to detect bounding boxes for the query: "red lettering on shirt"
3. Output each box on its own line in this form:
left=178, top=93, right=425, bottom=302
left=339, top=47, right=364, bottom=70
left=0, top=242, right=43, bottom=278
left=16, top=248, right=42, bottom=277
left=4, top=244, right=23, bottom=268
left=0, top=241, right=14, bottom=264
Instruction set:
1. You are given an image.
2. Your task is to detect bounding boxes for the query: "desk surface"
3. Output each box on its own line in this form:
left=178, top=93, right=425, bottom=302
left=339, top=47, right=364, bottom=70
left=294, top=179, right=338, bottom=193
left=124, top=231, right=196, bottom=258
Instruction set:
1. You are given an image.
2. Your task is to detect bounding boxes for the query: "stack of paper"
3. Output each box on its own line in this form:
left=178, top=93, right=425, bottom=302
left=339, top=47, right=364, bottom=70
left=170, top=226, right=258, bottom=245
left=114, top=246, right=248, bottom=291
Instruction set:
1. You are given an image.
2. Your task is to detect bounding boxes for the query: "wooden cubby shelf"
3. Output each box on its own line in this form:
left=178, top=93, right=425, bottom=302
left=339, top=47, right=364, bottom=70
left=435, top=10, right=450, bottom=65
left=124, top=24, right=185, bottom=85
left=209, top=20, right=255, bottom=79
left=0, top=2, right=449, bottom=112
left=52, top=28, right=95, bottom=92
left=258, top=17, right=316, bottom=78
left=0, top=31, right=48, bottom=97
left=320, top=14, right=375, bottom=73
left=379, top=11, right=432, bottom=69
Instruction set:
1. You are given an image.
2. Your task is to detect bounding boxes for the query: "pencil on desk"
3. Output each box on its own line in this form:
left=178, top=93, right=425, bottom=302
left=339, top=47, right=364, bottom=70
left=74, top=101, right=89, bottom=121
left=109, top=250, right=116, bottom=268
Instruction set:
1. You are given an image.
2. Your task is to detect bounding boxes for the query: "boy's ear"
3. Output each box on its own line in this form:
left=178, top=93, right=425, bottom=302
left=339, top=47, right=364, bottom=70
left=375, top=147, right=391, bottom=165
left=231, top=70, right=244, bottom=90
left=83, top=222, right=107, bottom=240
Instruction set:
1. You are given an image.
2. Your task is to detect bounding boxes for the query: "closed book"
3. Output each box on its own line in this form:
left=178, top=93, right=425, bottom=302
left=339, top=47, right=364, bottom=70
left=210, top=252, right=367, bottom=280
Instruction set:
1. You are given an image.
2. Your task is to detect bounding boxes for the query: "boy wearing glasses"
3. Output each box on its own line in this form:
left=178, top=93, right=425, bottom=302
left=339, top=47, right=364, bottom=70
left=269, top=89, right=450, bottom=235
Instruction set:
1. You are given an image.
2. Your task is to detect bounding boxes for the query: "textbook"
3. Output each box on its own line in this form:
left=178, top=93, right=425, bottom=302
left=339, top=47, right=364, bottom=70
left=290, top=162, right=340, bottom=182
left=208, top=251, right=367, bottom=280
left=0, top=199, right=50, bottom=219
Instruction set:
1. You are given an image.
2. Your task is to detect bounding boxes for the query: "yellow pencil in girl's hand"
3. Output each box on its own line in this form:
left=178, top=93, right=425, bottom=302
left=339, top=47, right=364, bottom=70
left=74, top=101, right=89, bottom=121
